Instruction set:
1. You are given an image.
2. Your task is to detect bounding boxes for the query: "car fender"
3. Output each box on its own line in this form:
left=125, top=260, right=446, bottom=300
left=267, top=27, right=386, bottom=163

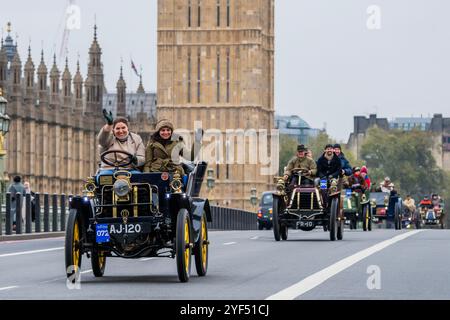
left=69, top=196, right=95, bottom=238
left=190, top=198, right=212, bottom=243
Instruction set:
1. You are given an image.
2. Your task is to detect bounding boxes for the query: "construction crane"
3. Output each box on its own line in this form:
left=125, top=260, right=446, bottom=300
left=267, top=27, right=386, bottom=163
left=57, top=0, right=79, bottom=65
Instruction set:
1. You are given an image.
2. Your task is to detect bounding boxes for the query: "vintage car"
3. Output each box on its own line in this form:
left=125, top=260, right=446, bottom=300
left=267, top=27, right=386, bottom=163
left=65, top=150, right=211, bottom=283
left=272, top=169, right=344, bottom=241
left=257, top=192, right=273, bottom=230
left=370, top=191, right=403, bottom=229
left=419, top=202, right=445, bottom=229
left=342, top=183, right=372, bottom=231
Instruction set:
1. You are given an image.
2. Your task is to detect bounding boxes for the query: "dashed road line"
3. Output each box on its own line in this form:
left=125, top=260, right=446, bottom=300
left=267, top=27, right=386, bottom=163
left=140, top=258, right=155, bottom=262
left=0, top=247, right=64, bottom=258
left=223, top=242, right=237, bottom=246
left=250, top=236, right=259, bottom=240
left=0, top=286, right=19, bottom=291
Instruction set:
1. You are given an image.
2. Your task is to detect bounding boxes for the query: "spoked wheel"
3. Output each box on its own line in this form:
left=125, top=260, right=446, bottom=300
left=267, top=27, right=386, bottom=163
left=176, top=208, right=192, bottom=283
left=363, top=205, right=370, bottom=232
left=329, top=198, right=338, bottom=241
left=394, top=205, right=400, bottom=230
left=91, top=248, right=106, bottom=277
left=337, top=216, right=344, bottom=240
left=65, top=209, right=82, bottom=283
left=280, top=224, right=288, bottom=241
left=272, top=197, right=281, bottom=241
left=194, top=211, right=209, bottom=277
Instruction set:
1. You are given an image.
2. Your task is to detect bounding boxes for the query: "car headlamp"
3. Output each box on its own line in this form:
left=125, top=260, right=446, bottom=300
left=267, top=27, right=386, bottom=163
left=114, top=179, right=131, bottom=197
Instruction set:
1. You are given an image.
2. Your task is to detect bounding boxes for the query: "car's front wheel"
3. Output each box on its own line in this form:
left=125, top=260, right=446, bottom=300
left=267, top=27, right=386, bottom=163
left=329, top=198, right=338, bottom=241
left=65, top=209, right=82, bottom=283
left=272, top=197, right=281, bottom=241
left=194, top=211, right=209, bottom=277
left=176, top=209, right=192, bottom=283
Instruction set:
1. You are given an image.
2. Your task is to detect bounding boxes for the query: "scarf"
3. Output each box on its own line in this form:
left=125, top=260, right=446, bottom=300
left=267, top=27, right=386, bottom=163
left=117, top=134, right=129, bottom=143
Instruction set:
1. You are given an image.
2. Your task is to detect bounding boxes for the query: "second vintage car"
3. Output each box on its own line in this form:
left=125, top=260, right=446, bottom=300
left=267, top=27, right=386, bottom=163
left=272, top=169, right=344, bottom=241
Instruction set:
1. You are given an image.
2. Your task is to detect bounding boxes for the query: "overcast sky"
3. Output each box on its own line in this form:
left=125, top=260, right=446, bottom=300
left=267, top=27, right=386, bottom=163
left=2, top=0, right=449, bottom=141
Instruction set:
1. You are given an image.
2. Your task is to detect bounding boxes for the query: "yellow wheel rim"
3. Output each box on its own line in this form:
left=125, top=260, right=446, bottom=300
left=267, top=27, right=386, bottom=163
left=184, top=218, right=190, bottom=274
left=72, top=221, right=80, bottom=268
left=201, top=217, right=207, bottom=269
left=98, top=252, right=105, bottom=269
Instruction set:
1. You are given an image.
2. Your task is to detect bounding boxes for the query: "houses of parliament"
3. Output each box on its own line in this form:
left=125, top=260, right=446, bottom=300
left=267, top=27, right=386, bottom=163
left=2, top=0, right=276, bottom=210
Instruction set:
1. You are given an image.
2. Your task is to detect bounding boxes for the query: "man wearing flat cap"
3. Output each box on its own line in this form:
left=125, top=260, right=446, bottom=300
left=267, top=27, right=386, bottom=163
left=283, top=144, right=317, bottom=186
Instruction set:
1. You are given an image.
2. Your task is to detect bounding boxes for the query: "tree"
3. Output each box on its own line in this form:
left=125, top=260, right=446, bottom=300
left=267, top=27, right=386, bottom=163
left=360, top=127, right=449, bottom=200
left=278, top=134, right=298, bottom=175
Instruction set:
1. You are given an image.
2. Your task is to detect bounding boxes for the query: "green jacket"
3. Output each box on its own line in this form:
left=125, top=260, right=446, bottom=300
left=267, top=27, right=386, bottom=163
left=284, top=156, right=317, bottom=180
left=144, top=137, right=186, bottom=175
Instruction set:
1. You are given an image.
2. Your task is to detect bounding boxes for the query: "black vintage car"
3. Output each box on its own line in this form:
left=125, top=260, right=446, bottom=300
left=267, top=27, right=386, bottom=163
left=65, top=150, right=211, bottom=283
left=370, top=191, right=403, bottom=230
left=272, top=169, right=344, bottom=241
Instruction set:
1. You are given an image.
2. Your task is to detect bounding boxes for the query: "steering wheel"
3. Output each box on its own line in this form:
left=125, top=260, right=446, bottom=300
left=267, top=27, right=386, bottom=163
left=101, top=150, right=134, bottom=168
left=291, top=168, right=309, bottom=175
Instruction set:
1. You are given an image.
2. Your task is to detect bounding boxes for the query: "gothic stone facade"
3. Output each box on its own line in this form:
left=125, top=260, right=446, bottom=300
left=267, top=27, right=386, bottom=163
left=0, top=28, right=154, bottom=194
left=157, top=0, right=276, bottom=210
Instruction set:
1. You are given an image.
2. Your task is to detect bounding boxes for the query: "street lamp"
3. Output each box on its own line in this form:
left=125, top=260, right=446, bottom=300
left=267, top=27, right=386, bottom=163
left=250, top=188, right=258, bottom=209
left=0, top=88, right=11, bottom=204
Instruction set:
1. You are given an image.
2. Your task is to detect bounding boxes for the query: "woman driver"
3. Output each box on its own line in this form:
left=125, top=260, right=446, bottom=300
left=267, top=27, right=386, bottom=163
left=97, top=109, right=145, bottom=171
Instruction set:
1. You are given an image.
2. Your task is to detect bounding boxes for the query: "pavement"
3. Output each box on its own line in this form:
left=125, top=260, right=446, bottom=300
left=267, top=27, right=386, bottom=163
left=0, top=228, right=449, bottom=300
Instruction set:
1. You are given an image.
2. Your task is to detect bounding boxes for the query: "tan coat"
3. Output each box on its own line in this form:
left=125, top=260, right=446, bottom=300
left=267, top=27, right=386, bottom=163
left=144, top=136, right=186, bottom=174
left=284, top=156, right=317, bottom=180
left=97, top=127, right=145, bottom=170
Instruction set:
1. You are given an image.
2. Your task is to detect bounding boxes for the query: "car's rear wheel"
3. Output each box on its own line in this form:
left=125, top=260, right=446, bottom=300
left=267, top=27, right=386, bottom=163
left=272, top=197, right=281, bottom=241
left=176, top=209, right=192, bottom=283
left=91, top=249, right=106, bottom=277
left=280, top=224, right=288, bottom=241
left=194, top=211, right=209, bottom=277
left=329, top=198, right=338, bottom=241
left=65, top=209, right=82, bottom=283
left=363, top=205, right=370, bottom=232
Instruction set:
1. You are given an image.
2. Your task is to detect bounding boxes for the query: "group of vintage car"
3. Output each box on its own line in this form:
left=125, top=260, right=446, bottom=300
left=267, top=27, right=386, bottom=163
left=261, top=169, right=446, bottom=242
left=65, top=148, right=445, bottom=284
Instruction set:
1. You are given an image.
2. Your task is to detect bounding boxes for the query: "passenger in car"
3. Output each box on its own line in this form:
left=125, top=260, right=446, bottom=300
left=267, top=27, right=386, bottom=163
left=144, top=119, right=186, bottom=175
left=97, top=109, right=145, bottom=172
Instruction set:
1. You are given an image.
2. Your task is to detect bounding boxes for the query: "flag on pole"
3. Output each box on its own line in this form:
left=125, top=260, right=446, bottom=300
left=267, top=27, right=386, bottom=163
left=131, top=60, right=140, bottom=77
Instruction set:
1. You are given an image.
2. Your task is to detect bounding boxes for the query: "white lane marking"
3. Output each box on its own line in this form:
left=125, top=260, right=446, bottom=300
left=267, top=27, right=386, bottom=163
left=81, top=269, right=92, bottom=274
left=0, top=286, right=19, bottom=291
left=266, top=230, right=423, bottom=300
left=0, top=237, right=65, bottom=245
left=250, top=236, right=259, bottom=240
left=0, top=247, right=64, bottom=258
left=140, top=258, right=155, bottom=262
left=223, top=242, right=237, bottom=246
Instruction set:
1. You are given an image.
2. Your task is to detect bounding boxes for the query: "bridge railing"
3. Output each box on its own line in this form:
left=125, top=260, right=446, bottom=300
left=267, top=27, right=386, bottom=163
left=0, top=193, right=257, bottom=236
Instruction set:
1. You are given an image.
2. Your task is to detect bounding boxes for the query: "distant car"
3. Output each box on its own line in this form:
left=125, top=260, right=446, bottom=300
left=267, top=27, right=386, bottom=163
left=370, top=191, right=403, bottom=229
left=257, top=192, right=273, bottom=230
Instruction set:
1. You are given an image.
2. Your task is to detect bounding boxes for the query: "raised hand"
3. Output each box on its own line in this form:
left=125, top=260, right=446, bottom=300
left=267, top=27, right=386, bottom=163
left=103, top=109, right=114, bottom=125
